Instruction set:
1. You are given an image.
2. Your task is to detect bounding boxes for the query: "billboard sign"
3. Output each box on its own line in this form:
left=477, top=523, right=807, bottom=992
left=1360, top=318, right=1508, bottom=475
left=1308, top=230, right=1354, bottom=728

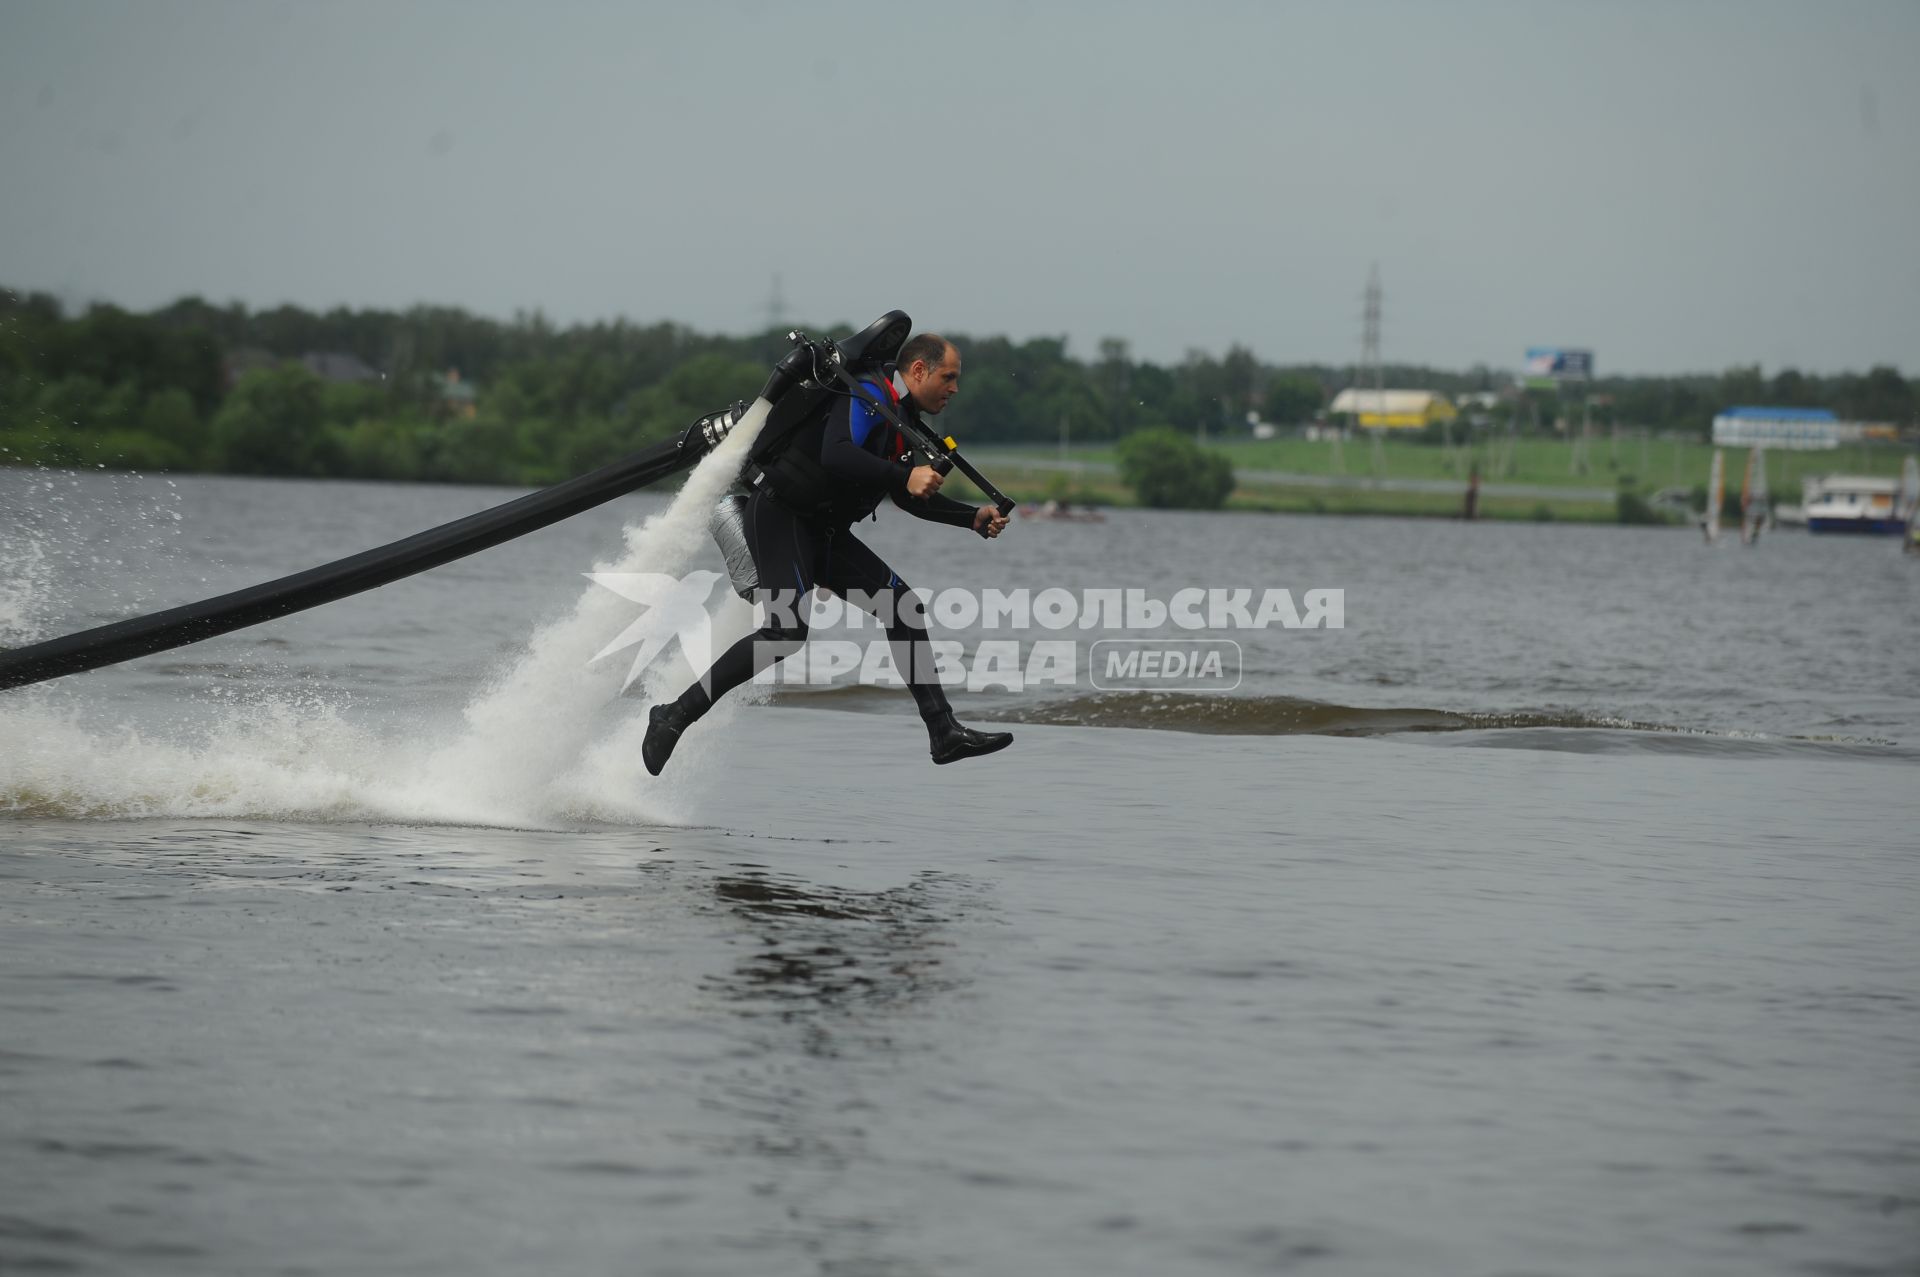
left=1522, top=347, right=1594, bottom=389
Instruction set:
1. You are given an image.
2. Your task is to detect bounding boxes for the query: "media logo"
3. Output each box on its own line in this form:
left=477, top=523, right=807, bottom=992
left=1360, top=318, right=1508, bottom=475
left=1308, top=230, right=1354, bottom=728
left=1089, top=638, right=1242, bottom=691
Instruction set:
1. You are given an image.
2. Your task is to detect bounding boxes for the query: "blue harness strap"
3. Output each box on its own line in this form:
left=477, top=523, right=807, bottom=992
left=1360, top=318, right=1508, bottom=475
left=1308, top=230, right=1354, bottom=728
left=849, top=374, right=905, bottom=457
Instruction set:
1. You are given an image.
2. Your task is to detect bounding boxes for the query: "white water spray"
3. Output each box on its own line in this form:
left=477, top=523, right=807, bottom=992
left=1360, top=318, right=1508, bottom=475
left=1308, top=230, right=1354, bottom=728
left=408, top=399, right=775, bottom=824
left=0, top=403, right=775, bottom=826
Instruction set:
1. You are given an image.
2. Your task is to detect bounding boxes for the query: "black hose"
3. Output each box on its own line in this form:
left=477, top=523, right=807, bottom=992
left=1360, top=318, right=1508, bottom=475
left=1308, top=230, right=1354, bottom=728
left=0, top=433, right=704, bottom=692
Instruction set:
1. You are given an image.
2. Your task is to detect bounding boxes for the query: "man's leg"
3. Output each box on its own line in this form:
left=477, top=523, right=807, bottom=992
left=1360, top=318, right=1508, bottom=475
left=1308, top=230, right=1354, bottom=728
left=643, top=495, right=818, bottom=776
left=825, top=534, right=1013, bottom=766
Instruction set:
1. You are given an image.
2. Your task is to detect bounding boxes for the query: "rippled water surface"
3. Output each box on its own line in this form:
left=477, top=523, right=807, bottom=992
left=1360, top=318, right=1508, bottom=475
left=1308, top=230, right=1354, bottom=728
left=2, top=469, right=1917, bottom=1275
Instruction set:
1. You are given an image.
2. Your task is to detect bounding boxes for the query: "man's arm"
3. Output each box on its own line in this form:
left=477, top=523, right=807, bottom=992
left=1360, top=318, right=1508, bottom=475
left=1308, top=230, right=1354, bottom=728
left=892, top=490, right=1010, bottom=537
left=891, top=488, right=979, bottom=528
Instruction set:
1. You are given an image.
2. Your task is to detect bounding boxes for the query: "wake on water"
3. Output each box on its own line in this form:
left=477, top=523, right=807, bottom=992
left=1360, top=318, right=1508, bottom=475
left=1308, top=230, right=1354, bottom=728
left=0, top=403, right=775, bottom=827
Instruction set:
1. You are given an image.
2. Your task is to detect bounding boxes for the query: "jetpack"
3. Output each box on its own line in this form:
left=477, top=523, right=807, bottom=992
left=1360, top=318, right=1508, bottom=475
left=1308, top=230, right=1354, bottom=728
left=708, top=319, right=1018, bottom=596
left=0, top=310, right=957, bottom=693
left=716, top=316, right=1016, bottom=519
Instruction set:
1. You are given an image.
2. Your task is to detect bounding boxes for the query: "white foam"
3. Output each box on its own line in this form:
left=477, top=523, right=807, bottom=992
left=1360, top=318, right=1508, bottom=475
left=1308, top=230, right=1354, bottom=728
left=0, top=403, right=774, bottom=827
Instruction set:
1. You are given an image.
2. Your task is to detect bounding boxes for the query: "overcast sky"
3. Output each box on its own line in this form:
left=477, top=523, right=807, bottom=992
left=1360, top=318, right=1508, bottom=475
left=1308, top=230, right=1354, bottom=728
left=2, top=0, right=1913, bottom=375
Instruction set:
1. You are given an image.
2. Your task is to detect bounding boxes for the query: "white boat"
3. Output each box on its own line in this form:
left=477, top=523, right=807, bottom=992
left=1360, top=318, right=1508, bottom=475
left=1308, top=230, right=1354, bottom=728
left=1803, top=474, right=1909, bottom=535
left=1020, top=500, right=1106, bottom=523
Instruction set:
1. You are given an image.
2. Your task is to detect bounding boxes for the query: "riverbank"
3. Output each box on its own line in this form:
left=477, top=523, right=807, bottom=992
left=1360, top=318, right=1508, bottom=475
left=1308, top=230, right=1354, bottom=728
left=959, top=437, right=1916, bottom=524
left=1, top=458, right=1626, bottom=523
left=1044, top=435, right=1916, bottom=493
left=11, top=425, right=1914, bottom=525
left=948, top=463, right=1622, bottom=523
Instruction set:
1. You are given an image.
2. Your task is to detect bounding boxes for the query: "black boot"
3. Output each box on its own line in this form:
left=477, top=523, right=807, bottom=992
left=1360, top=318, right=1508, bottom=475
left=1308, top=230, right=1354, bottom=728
left=642, top=701, right=696, bottom=776
left=926, top=710, right=1013, bottom=765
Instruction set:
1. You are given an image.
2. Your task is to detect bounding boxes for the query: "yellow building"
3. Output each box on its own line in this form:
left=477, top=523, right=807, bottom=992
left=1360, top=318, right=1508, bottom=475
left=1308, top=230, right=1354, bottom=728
left=1327, top=388, right=1458, bottom=429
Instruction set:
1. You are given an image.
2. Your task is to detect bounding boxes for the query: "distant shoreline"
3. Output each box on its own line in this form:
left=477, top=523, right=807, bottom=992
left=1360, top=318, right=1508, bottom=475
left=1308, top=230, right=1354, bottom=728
left=11, top=424, right=1918, bottom=526
left=0, top=459, right=1652, bottom=526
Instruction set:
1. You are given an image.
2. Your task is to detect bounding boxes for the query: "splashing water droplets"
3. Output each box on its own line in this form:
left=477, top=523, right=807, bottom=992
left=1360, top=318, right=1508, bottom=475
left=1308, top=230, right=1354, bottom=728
left=1, top=402, right=774, bottom=826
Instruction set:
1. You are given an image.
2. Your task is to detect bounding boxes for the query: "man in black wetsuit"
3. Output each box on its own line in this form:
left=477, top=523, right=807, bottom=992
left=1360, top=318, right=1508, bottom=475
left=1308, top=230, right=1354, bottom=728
left=642, top=333, right=1013, bottom=774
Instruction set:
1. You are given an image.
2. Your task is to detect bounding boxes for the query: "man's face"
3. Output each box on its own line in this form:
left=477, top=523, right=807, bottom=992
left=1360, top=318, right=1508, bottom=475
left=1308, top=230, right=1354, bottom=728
left=904, top=348, right=962, bottom=415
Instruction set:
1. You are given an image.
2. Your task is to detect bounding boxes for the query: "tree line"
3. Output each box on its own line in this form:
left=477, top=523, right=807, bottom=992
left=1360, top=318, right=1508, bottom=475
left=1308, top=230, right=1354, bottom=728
left=2, top=287, right=1913, bottom=487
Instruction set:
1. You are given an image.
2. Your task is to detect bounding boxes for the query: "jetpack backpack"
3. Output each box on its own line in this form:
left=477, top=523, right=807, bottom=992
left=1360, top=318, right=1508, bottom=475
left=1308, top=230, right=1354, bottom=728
left=708, top=311, right=914, bottom=598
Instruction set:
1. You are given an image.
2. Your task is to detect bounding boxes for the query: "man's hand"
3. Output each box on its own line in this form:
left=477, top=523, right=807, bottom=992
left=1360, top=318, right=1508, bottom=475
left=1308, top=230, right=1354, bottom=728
left=974, top=505, right=1010, bottom=539
left=907, top=465, right=944, bottom=499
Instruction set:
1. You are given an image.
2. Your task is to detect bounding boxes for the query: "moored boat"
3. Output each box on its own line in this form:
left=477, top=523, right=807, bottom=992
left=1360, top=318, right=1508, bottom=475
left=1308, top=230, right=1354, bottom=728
left=1802, top=475, right=1907, bottom=535
left=1020, top=500, right=1106, bottom=523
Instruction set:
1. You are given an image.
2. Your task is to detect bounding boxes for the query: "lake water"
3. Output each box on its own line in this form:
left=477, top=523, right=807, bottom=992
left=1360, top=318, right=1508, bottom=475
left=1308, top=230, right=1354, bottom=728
left=2, top=465, right=1917, bottom=1275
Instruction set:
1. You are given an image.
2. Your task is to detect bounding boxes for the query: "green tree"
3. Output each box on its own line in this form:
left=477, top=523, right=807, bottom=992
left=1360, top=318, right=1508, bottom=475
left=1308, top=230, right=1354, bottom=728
left=100, top=381, right=142, bottom=433
left=1128, top=363, right=1179, bottom=429
left=1175, top=349, right=1229, bottom=437
left=1117, top=428, right=1235, bottom=509
left=616, top=353, right=765, bottom=450
left=1263, top=373, right=1323, bottom=425
left=35, top=375, right=108, bottom=431
left=1768, top=368, right=1811, bottom=406
left=212, top=364, right=329, bottom=475
left=1839, top=365, right=1913, bottom=423
left=1220, top=344, right=1260, bottom=426
left=333, top=417, right=425, bottom=481
left=321, top=379, right=387, bottom=426
left=84, top=430, right=187, bottom=471
left=1096, top=337, right=1134, bottom=437
left=1716, top=364, right=1766, bottom=410
left=139, top=387, right=204, bottom=460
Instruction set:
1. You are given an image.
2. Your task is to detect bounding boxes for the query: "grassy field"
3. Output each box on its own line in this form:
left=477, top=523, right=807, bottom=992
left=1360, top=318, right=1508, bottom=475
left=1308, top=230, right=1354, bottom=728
left=983, top=434, right=1914, bottom=495
left=947, top=434, right=1916, bottom=524
left=944, top=462, right=1618, bottom=523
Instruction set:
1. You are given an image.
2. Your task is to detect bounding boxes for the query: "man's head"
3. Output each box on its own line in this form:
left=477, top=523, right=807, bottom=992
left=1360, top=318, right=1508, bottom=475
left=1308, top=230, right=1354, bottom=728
left=898, top=333, right=961, bottom=415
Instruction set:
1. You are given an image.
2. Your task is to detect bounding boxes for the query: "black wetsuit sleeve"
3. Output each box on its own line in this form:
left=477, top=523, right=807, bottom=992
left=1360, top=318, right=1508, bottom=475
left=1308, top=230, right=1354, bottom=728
left=821, top=394, right=913, bottom=496
left=893, top=489, right=981, bottom=529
